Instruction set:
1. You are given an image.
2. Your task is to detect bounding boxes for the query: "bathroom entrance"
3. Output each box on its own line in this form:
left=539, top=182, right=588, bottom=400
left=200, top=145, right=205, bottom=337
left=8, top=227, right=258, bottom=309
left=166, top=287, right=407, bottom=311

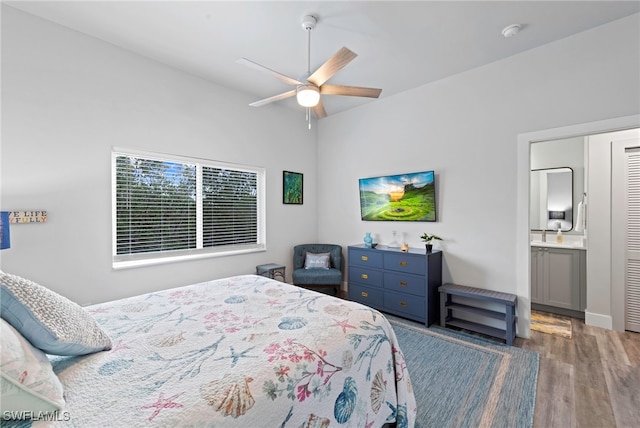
left=517, top=115, right=640, bottom=330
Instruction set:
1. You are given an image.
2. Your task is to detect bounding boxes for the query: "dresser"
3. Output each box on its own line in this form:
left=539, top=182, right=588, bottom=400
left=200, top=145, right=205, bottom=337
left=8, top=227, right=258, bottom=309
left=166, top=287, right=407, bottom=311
left=347, top=245, right=442, bottom=326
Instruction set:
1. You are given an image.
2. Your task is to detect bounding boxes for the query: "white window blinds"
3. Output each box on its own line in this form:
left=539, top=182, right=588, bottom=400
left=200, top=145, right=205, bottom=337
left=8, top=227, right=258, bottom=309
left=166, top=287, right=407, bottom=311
left=112, top=148, right=265, bottom=268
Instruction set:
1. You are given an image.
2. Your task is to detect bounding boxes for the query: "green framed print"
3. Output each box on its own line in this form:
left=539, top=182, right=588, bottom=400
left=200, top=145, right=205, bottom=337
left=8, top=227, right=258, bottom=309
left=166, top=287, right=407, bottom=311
left=283, top=171, right=303, bottom=205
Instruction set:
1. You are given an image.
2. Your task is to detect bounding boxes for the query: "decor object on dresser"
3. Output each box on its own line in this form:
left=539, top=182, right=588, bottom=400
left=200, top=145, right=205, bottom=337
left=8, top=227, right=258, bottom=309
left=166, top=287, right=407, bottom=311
left=420, top=232, right=442, bottom=253
left=363, top=232, right=373, bottom=248
left=282, top=171, right=303, bottom=204
left=439, top=283, right=517, bottom=345
left=348, top=244, right=442, bottom=326
left=292, top=244, right=343, bottom=294
left=359, top=170, right=436, bottom=222
left=0, top=272, right=415, bottom=427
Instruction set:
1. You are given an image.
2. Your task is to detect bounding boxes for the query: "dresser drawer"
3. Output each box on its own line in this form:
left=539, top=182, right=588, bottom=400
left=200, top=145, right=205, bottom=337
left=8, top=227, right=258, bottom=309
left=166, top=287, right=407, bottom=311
left=349, top=284, right=383, bottom=309
left=349, top=266, right=383, bottom=287
left=349, top=248, right=384, bottom=268
left=383, top=290, right=426, bottom=319
left=384, top=272, right=426, bottom=296
left=383, top=253, right=425, bottom=275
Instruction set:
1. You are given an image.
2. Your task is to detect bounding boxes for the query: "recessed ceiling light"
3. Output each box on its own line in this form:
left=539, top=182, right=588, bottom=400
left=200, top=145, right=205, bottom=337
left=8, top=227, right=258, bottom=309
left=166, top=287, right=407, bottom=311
left=502, top=24, right=521, bottom=38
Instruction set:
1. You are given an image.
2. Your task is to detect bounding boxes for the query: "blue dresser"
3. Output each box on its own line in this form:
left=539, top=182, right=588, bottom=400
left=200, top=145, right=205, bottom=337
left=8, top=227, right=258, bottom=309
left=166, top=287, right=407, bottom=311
left=348, top=245, right=442, bottom=326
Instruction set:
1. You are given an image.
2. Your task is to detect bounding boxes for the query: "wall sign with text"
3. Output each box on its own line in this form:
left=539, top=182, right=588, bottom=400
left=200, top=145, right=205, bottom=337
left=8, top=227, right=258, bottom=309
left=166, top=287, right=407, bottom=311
left=9, top=211, right=47, bottom=224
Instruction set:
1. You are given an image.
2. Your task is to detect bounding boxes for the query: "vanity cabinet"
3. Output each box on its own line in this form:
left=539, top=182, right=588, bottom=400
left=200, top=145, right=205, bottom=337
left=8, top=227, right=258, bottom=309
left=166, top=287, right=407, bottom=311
left=531, top=246, right=586, bottom=312
left=347, top=245, right=442, bottom=326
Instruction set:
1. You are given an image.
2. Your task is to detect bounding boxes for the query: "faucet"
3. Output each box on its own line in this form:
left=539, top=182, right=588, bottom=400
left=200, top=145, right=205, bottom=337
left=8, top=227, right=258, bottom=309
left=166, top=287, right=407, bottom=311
left=541, top=229, right=547, bottom=242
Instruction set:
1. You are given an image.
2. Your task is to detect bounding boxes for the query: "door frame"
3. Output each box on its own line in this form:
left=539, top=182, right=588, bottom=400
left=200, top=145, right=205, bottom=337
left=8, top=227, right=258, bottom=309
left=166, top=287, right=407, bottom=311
left=612, top=136, right=640, bottom=331
left=517, top=114, right=640, bottom=337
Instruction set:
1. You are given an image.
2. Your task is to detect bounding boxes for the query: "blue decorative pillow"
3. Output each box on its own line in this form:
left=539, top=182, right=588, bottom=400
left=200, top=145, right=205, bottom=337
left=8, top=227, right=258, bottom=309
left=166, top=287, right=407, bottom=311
left=304, top=252, right=331, bottom=270
left=0, top=272, right=112, bottom=356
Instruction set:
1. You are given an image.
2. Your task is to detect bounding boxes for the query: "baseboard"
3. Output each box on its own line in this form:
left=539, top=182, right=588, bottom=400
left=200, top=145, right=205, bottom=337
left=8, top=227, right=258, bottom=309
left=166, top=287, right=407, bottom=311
left=585, top=311, right=612, bottom=330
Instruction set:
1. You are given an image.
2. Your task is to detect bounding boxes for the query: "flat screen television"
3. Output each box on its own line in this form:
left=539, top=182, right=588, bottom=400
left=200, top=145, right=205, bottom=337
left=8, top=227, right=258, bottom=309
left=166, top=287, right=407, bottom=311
left=359, top=170, right=436, bottom=222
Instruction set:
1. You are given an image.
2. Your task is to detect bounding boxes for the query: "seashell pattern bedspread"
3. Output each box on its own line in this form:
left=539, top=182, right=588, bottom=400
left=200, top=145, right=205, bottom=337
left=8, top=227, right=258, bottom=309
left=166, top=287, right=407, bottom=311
left=43, top=275, right=416, bottom=427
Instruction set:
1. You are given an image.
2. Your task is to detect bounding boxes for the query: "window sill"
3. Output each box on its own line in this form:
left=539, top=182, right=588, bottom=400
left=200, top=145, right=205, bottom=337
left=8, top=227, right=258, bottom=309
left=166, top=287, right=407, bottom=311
left=112, top=245, right=266, bottom=270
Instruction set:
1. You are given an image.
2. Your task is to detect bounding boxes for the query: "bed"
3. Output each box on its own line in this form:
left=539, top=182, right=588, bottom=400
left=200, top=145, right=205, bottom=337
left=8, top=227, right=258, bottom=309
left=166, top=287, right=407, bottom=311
left=1, top=273, right=416, bottom=427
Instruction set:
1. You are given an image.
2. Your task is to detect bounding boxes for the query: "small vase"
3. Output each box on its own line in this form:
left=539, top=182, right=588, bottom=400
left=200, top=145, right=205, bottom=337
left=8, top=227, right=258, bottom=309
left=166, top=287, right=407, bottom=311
left=425, top=243, right=433, bottom=253
left=364, top=232, right=373, bottom=248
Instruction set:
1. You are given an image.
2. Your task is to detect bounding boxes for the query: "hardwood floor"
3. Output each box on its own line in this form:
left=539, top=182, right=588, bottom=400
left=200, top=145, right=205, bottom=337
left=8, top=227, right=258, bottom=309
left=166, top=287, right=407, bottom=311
left=515, top=316, right=640, bottom=428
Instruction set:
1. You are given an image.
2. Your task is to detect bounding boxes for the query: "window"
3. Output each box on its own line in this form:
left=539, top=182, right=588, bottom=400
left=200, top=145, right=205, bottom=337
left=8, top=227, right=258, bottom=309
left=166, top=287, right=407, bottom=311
left=112, top=148, right=265, bottom=269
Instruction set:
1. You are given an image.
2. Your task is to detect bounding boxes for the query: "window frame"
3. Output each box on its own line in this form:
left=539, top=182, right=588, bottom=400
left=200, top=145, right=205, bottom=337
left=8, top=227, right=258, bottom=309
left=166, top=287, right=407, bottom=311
left=111, top=147, right=266, bottom=269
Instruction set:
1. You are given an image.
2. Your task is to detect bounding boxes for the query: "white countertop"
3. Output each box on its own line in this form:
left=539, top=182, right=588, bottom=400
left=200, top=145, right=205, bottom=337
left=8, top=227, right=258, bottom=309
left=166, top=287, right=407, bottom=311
left=531, top=241, right=586, bottom=250
left=530, top=232, right=586, bottom=250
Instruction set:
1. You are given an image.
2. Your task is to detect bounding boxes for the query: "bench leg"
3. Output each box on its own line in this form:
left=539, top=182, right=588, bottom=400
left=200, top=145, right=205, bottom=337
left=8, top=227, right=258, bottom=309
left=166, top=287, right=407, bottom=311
left=439, top=292, right=448, bottom=327
left=506, top=306, right=515, bottom=346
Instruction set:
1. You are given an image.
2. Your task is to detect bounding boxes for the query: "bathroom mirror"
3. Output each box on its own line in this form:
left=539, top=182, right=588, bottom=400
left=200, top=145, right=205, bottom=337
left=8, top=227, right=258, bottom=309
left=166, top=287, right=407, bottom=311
left=530, top=167, right=573, bottom=231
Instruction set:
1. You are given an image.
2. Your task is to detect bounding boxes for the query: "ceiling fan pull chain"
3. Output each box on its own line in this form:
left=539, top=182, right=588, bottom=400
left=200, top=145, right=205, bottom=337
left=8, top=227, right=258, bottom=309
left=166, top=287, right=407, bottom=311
left=307, top=107, right=311, bottom=130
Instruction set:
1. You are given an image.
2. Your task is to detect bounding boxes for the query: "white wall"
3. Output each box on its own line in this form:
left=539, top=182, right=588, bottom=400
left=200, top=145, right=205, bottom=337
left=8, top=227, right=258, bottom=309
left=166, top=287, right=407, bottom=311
left=317, top=14, right=640, bottom=335
left=0, top=6, right=318, bottom=305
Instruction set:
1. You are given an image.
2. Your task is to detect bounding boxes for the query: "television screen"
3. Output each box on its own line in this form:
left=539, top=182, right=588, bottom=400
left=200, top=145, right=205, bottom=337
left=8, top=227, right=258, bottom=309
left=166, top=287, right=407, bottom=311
left=359, top=171, right=436, bottom=222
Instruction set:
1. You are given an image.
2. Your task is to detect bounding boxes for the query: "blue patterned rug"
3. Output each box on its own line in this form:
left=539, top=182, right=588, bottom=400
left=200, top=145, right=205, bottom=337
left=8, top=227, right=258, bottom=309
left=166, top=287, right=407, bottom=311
left=388, top=317, right=538, bottom=428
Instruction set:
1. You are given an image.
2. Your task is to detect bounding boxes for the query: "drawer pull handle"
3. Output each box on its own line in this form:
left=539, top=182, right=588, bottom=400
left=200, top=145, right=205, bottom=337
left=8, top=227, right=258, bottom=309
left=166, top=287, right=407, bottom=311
left=361, top=274, right=368, bottom=280
left=399, top=261, right=408, bottom=266
left=400, top=281, right=407, bottom=287
left=399, top=301, right=407, bottom=307
left=361, top=291, right=368, bottom=298
left=361, top=256, right=368, bottom=261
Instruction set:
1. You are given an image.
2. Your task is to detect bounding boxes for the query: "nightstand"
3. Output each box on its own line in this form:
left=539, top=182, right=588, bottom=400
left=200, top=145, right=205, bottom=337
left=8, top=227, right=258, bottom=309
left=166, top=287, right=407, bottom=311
left=256, top=263, right=286, bottom=282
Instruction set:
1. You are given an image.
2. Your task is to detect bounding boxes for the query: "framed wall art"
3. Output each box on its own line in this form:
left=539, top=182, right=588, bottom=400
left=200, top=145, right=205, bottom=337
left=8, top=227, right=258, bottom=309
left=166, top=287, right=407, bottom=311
left=283, top=171, right=303, bottom=205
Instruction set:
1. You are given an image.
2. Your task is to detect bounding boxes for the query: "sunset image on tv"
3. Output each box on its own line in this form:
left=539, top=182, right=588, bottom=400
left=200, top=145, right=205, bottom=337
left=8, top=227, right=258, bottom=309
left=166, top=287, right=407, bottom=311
left=359, top=171, right=436, bottom=221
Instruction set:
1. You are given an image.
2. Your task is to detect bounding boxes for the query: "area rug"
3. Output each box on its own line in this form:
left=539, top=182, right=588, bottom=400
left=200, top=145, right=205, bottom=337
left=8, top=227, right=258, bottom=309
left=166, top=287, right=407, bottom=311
left=530, top=310, right=572, bottom=339
left=388, top=318, right=538, bottom=428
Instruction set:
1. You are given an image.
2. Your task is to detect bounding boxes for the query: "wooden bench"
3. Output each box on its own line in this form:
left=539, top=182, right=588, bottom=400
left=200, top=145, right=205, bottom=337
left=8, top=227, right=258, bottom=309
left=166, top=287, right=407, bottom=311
left=438, top=283, right=517, bottom=345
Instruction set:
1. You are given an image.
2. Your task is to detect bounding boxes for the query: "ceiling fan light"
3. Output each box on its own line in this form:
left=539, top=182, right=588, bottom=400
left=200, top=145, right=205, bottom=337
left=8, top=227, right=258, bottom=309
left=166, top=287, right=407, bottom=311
left=296, top=84, right=320, bottom=107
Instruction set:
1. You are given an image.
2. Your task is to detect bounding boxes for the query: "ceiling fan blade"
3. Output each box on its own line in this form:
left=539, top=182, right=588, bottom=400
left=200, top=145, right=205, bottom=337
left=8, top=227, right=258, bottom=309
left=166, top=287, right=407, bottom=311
left=320, top=84, right=382, bottom=98
left=307, top=47, right=357, bottom=87
left=312, top=100, right=327, bottom=119
left=237, top=58, right=303, bottom=86
left=249, top=89, right=296, bottom=107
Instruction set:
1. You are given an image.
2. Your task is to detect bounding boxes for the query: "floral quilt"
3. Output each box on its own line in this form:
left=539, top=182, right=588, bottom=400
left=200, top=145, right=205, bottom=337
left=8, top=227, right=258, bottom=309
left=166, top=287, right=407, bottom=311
left=40, top=275, right=416, bottom=427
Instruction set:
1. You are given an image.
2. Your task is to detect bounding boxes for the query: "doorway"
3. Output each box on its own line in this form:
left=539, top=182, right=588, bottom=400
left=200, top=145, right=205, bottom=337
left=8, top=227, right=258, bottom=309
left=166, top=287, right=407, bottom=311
left=517, top=115, right=640, bottom=337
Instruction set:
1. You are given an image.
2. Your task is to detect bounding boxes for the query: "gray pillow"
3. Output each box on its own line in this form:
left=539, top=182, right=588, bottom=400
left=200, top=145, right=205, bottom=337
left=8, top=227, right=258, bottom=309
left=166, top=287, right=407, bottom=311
left=304, top=252, right=331, bottom=270
left=0, top=272, right=112, bottom=356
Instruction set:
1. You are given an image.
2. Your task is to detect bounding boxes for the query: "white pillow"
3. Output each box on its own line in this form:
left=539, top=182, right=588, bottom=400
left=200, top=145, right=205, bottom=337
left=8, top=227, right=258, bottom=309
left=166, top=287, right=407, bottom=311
left=304, top=252, right=331, bottom=270
left=0, top=318, right=65, bottom=417
left=0, top=272, right=112, bottom=356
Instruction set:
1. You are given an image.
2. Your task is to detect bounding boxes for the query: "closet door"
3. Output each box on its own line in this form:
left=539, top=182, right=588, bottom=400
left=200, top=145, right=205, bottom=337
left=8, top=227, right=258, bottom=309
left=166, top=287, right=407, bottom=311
left=613, top=138, right=640, bottom=333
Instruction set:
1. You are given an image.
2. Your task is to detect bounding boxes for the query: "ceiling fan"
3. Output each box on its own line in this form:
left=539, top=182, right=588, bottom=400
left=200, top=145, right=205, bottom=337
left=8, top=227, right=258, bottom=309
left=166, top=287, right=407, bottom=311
left=237, top=15, right=382, bottom=127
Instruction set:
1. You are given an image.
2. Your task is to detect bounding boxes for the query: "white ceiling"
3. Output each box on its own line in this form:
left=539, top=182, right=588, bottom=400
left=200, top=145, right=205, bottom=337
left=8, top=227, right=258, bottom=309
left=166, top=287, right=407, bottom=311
left=6, top=1, right=640, bottom=117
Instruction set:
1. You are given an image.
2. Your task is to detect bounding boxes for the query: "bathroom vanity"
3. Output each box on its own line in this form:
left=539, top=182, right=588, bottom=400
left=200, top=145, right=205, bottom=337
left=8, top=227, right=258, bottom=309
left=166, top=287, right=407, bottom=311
left=531, top=241, right=586, bottom=318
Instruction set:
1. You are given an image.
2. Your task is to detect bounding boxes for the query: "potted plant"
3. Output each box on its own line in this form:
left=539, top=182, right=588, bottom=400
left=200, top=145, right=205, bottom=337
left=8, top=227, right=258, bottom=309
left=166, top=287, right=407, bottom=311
left=420, top=233, right=442, bottom=253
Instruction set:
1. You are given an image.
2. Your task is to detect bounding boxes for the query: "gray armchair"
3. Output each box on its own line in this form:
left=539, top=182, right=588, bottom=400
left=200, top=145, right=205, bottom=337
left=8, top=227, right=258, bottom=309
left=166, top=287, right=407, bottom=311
left=292, top=244, right=343, bottom=295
